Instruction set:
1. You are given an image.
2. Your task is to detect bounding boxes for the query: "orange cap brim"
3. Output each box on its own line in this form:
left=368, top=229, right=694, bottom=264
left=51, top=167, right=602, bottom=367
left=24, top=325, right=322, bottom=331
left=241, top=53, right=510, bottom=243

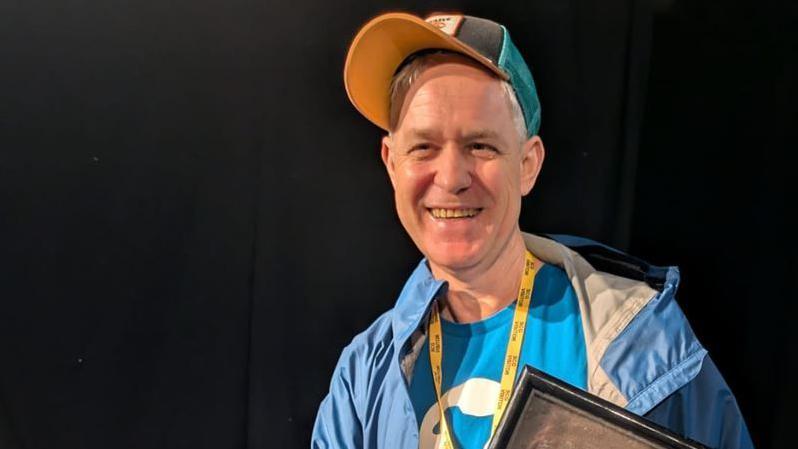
left=343, top=12, right=508, bottom=132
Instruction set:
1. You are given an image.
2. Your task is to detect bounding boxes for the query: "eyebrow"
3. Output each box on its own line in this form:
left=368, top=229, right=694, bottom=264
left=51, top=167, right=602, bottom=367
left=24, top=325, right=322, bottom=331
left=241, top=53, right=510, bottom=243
left=461, top=130, right=501, bottom=141
left=406, top=129, right=440, bottom=141
left=406, top=128, right=503, bottom=142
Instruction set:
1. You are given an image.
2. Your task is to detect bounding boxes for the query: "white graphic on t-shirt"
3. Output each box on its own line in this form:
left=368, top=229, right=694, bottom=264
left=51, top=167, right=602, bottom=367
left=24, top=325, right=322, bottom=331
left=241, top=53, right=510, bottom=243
left=419, top=377, right=501, bottom=449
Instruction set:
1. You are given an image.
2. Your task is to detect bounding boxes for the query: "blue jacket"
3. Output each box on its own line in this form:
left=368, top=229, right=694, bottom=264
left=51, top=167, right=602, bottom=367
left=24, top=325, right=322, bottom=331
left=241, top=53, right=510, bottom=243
left=311, top=233, right=754, bottom=449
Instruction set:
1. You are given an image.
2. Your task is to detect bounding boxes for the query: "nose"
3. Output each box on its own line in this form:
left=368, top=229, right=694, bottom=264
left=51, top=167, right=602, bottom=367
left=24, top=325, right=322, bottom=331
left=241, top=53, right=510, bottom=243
left=433, top=144, right=472, bottom=194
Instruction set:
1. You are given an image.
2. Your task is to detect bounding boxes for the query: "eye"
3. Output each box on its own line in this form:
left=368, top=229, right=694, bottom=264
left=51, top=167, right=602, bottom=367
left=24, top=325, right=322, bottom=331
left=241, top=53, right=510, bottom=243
left=407, top=143, right=436, bottom=158
left=469, top=142, right=500, bottom=156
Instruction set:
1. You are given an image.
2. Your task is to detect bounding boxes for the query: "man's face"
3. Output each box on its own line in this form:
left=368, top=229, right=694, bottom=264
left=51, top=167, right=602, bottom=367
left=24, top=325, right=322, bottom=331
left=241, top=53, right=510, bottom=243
left=382, top=55, right=544, bottom=273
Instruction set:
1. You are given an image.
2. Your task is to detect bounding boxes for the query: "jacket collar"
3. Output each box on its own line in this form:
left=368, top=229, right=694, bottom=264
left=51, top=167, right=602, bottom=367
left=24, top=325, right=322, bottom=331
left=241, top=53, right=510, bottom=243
left=390, top=259, right=444, bottom=349
left=387, top=233, right=704, bottom=413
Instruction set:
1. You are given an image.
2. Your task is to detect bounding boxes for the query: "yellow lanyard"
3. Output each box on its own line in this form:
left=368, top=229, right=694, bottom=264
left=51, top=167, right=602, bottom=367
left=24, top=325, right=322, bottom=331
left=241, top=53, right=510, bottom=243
left=428, top=250, right=538, bottom=449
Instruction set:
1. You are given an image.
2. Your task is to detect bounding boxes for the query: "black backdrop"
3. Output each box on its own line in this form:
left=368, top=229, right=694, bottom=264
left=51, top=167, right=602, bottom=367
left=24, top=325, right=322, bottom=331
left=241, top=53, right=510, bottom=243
left=0, top=0, right=794, bottom=448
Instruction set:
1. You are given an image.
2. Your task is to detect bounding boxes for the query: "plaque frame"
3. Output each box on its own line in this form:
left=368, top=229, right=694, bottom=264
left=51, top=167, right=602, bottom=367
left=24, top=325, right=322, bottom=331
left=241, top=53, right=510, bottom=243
left=487, top=365, right=710, bottom=449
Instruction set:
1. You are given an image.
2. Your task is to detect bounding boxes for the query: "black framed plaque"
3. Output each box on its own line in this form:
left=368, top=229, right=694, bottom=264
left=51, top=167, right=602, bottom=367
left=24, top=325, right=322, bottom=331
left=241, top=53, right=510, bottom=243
left=487, top=365, right=709, bottom=449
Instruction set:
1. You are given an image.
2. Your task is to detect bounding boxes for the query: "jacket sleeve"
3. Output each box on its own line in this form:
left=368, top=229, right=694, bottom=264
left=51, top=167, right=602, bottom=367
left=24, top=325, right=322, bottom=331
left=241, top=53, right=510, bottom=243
left=644, top=355, right=754, bottom=449
left=311, top=346, right=364, bottom=449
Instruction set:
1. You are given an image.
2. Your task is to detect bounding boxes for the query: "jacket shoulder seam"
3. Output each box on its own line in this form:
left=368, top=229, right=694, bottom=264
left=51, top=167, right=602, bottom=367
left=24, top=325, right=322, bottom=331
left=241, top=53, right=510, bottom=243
left=626, top=346, right=708, bottom=413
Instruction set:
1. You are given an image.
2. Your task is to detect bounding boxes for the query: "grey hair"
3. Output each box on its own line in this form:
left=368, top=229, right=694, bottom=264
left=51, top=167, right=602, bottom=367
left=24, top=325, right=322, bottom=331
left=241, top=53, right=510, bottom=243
left=387, top=51, right=527, bottom=142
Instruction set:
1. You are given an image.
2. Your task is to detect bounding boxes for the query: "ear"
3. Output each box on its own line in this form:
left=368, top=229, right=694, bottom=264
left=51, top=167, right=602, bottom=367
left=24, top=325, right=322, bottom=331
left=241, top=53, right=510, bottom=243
left=520, top=135, right=545, bottom=196
left=381, top=134, right=397, bottom=190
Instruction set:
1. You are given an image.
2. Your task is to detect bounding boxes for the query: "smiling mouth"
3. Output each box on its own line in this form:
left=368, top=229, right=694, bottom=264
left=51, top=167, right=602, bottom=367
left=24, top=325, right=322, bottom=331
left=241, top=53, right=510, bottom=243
left=428, top=208, right=483, bottom=219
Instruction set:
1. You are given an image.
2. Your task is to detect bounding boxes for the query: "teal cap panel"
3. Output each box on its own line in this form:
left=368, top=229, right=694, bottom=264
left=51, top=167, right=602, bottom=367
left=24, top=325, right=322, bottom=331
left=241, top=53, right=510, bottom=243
left=498, top=27, right=541, bottom=137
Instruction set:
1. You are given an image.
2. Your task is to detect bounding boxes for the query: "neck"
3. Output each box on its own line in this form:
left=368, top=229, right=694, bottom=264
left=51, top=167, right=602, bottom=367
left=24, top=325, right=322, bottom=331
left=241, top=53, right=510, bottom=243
left=429, top=231, right=531, bottom=324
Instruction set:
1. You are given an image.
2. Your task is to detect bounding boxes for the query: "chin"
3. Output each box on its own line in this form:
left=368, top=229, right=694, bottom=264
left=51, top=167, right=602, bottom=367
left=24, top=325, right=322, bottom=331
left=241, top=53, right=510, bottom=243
left=424, top=241, right=485, bottom=271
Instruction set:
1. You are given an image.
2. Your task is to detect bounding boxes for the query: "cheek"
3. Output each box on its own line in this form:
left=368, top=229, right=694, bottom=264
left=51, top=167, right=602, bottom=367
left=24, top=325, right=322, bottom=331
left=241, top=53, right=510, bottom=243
left=395, top=162, right=432, bottom=204
left=477, top=162, right=521, bottom=201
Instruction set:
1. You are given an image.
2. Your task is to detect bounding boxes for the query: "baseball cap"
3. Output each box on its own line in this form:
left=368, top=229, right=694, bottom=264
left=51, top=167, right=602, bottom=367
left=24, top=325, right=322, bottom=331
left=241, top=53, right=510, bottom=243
left=344, top=12, right=541, bottom=137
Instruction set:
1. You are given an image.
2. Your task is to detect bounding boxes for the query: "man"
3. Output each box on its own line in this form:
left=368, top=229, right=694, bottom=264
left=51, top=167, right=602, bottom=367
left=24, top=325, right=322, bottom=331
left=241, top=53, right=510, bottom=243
left=312, top=12, right=753, bottom=449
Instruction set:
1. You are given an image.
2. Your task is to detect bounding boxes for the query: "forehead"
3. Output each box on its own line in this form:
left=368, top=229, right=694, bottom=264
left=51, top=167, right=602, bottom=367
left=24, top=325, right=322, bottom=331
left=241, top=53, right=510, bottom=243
left=393, top=58, right=515, bottom=138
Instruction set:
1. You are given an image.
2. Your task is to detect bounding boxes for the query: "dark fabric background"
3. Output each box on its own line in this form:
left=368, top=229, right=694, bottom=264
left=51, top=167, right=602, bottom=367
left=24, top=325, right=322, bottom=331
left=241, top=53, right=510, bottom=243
left=0, top=0, right=793, bottom=448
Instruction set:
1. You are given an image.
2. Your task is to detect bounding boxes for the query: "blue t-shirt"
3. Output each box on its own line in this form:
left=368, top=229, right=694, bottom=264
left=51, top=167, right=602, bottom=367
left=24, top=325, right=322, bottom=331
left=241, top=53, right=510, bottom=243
left=408, top=263, right=587, bottom=449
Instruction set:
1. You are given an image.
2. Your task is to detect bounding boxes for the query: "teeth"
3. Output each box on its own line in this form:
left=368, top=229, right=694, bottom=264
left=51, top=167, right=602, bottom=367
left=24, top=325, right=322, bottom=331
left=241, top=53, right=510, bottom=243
left=430, top=208, right=480, bottom=219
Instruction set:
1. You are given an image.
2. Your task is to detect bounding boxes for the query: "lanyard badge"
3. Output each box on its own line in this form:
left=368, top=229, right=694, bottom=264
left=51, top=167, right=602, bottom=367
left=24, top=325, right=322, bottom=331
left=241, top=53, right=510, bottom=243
left=428, top=250, right=539, bottom=449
